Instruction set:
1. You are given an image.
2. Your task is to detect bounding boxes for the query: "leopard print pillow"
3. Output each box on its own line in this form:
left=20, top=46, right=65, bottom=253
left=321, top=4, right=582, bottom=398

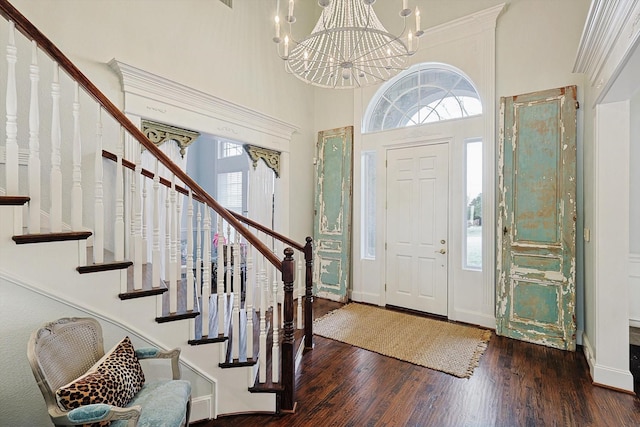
left=55, top=336, right=145, bottom=425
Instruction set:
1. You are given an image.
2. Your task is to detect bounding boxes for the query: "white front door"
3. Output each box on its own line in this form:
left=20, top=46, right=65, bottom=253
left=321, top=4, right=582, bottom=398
left=386, top=143, right=449, bottom=316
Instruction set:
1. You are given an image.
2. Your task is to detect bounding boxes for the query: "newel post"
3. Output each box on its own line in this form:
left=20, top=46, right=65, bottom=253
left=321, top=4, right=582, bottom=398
left=304, top=236, right=314, bottom=350
left=280, top=248, right=296, bottom=412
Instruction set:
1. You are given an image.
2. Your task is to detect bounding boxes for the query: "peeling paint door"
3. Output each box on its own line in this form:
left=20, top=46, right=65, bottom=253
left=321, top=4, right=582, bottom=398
left=497, top=86, right=577, bottom=351
left=313, top=126, right=353, bottom=302
left=386, top=143, right=449, bottom=315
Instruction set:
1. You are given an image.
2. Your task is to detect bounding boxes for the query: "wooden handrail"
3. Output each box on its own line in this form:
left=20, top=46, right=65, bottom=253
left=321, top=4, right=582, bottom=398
left=0, top=0, right=281, bottom=270
left=102, top=149, right=305, bottom=253
left=230, top=212, right=304, bottom=253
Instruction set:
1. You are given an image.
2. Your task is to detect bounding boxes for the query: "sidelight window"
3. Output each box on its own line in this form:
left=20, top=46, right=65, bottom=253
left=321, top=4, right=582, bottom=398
left=464, top=139, right=482, bottom=270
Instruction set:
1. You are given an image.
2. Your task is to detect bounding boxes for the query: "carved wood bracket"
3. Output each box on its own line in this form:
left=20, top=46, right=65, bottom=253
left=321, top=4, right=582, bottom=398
left=244, top=144, right=281, bottom=178
left=141, top=120, right=200, bottom=158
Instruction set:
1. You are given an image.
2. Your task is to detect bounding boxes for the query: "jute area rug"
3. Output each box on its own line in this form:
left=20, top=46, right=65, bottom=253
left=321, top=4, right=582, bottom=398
left=313, top=303, right=492, bottom=378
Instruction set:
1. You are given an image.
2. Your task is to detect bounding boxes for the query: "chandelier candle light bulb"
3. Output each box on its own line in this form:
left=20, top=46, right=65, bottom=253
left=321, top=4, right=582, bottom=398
left=274, top=16, right=280, bottom=42
left=288, top=0, right=294, bottom=21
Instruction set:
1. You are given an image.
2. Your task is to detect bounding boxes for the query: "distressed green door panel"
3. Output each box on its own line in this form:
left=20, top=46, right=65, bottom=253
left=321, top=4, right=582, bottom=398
left=497, top=86, right=577, bottom=351
left=313, top=126, right=353, bottom=302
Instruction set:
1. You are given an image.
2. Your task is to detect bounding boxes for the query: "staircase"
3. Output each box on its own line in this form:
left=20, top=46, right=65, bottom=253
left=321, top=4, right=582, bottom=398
left=0, top=0, right=313, bottom=422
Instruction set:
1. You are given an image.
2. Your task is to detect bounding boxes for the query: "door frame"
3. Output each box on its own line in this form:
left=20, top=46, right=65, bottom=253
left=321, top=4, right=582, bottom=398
left=379, top=138, right=453, bottom=313
left=384, top=141, right=450, bottom=316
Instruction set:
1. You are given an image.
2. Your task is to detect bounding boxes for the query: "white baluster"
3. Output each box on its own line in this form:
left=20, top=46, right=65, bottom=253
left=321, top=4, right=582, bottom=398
left=194, top=203, right=203, bottom=339
left=71, top=83, right=82, bottom=231
left=246, top=239, right=254, bottom=359
left=142, top=176, right=148, bottom=263
left=132, top=145, right=143, bottom=290
left=272, top=265, right=280, bottom=383
left=202, top=208, right=212, bottom=337
left=259, top=258, right=267, bottom=383
left=93, top=106, right=104, bottom=264
left=5, top=21, right=18, bottom=204
left=196, top=204, right=202, bottom=303
left=186, top=191, right=194, bottom=313
left=175, top=191, right=183, bottom=298
left=186, top=191, right=195, bottom=341
left=217, top=216, right=225, bottom=337
left=50, top=63, right=62, bottom=233
left=164, top=184, right=171, bottom=282
left=114, top=127, right=125, bottom=261
left=226, top=224, right=232, bottom=296
left=297, top=250, right=303, bottom=329
left=151, top=159, right=161, bottom=288
left=28, top=41, right=41, bottom=233
left=169, top=177, right=178, bottom=314
left=232, top=234, right=241, bottom=361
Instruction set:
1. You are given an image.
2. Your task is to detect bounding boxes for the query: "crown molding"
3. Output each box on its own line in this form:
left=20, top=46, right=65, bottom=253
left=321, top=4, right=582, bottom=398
left=108, top=59, right=299, bottom=143
left=573, top=0, right=640, bottom=86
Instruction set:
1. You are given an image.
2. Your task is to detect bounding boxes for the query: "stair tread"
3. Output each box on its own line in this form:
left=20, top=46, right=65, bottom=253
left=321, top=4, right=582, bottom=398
left=13, top=230, right=92, bottom=244
left=0, top=195, right=30, bottom=205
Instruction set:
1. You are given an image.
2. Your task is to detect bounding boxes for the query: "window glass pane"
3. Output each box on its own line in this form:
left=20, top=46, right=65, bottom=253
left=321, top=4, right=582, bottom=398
left=361, top=151, right=376, bottom=259
left=218, top=140, right=243, bottom=159
left=385, top=71, right=419, bottom=101
left=364, top=64, right=483, bottom=133
left=382, top=106, right=406, bottom=131
left=217, top=171, right=243, bottom=214
left=465, top=139, right=482, bottom=270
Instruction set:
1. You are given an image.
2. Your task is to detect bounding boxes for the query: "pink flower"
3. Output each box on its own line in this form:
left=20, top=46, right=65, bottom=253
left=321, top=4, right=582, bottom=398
left=213, top=233, right=226, bottom=247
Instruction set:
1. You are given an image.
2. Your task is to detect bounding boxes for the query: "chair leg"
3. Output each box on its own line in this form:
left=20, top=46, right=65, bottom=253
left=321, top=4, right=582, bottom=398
left=184, top=398, right=192, bottom=426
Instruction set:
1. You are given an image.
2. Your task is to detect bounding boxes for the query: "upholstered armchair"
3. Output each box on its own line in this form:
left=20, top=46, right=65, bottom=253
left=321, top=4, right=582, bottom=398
left=27, top=317, right=191, bottom=427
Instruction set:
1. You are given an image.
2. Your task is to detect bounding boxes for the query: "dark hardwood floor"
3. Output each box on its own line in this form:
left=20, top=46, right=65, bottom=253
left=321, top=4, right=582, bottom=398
left=193, top=299, right=640, bottom=427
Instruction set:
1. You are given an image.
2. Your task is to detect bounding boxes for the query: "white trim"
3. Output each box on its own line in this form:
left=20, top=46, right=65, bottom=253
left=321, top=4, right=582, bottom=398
left=191, top=395, right=214, bottom=421
left=592, top=364, right=635, bottom=392
left=109, top=59, right=298, bottom=145
left=573, top=0, right=640, bottom=88
left=582, top=332, right=596, bottom=377
left=593, top=101, right=633, bottom=392
left=450, top=309, right=495, bottom=330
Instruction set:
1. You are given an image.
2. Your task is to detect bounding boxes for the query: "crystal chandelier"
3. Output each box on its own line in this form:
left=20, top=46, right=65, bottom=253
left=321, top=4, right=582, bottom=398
left=273, top=0, right=423, bottom=89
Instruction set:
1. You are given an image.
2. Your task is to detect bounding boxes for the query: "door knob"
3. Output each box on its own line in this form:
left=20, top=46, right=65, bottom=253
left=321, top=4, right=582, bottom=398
left=435, top=249, right=446, bottom=254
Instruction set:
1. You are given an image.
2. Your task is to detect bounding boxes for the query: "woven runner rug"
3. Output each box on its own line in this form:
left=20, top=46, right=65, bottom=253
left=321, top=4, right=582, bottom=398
left=313, top=303, right=492, bottom=378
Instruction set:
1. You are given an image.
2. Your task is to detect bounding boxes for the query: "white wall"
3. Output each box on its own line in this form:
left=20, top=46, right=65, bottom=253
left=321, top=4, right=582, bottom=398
left=631, top=89, right=640, bottom=325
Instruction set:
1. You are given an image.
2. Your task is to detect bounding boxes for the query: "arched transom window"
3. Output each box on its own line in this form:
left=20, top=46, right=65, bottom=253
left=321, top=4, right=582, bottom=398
left=364, top=64, right=482, bottom=133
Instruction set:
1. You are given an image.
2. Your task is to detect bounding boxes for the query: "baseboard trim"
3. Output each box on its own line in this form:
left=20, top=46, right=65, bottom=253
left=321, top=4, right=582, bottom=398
left=349, top=290, right=381, bottom=306
left=191, top=395, right=214, bottom=422
left=592, top=363, right=635, bottom=393
left=450, top=309, right=496, bottom=329
left=316, top=291, right=348, bottom=303
left=583, top=332, right=634, bottom=392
